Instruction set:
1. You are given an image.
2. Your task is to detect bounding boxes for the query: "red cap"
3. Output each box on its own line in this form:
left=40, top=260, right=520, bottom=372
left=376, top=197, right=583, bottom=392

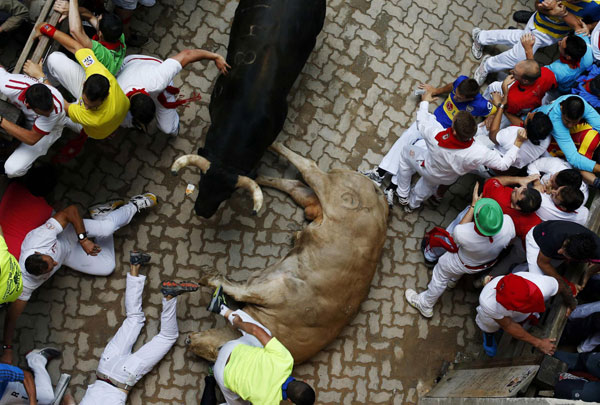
left=495, top=274, right=545, bottom=314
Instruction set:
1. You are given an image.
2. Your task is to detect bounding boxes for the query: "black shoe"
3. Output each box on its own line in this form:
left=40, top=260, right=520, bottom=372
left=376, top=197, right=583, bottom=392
left=207, top=285, right=227, bottom=313
left=513, top=10, right=533, bottom=24
left=127, top=32, right=148, bottom=47
left=421, top=238, right=437, bottom=268
left=130, top=251, right=151, bottom=265
left=28, top=347, right=61, bottom=361
left=160, top=280, right=200, bottom=297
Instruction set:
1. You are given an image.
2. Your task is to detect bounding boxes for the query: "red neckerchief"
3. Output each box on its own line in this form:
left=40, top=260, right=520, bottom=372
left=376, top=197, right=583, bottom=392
left=585, top=78, right=593, bottom=93
left=157, top=85, right=202, bottom=109
left=560, top=55, right=580, bottom=69
left=435, top=128, right=473, bottom=149
left=92, top=34, right=123, bottom=51
left=17, top=88, right=28, bottom=105
left=126, top=88, right=149, bottom=98
left=474, top=223, right=494, bottom=243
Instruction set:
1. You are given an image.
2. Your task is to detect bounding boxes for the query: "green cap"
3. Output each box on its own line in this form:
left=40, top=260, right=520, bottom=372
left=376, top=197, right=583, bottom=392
left=473, top=198, right=504, bottom=236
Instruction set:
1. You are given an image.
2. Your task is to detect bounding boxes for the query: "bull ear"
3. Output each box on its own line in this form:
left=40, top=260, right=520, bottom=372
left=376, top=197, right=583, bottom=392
left=236, top=175, right=263, bottom=215
left=171, top=155, right=211, bottom=175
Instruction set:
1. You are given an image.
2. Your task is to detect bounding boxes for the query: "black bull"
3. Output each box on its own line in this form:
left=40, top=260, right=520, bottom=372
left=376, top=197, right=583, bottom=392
left=172, top=0, right=327, bottom=218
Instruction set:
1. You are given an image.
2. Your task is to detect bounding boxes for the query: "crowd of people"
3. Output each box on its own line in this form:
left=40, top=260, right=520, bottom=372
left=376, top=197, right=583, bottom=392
left=0, top=0, right=317, bottom=404
left=360, top=0, right=600, bottom=401
left=3, top=0, right=600, bottom=402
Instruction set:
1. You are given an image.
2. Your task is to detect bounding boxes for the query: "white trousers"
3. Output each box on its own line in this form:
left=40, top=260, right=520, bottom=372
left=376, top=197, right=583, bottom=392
left=5, top=124, right=64, bottom=178
left=63, top=203, right=137, bottom=276
left=379, top=121, right=421, bottom=184
left=47, top=52, right=85, bottom=100
left=96, top=273, right=178, bottom=386
left=478, top=16, right=560, bottom=73
left=416, top=251, right=487, bottom=309
left=0, top=352, right=54, bottom=405
left=214, top=310, right=272, bottom=405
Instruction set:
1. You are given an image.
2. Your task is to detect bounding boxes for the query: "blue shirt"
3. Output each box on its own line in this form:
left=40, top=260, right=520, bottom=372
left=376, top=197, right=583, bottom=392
left=572, top=63, right=600, bottom=109
left=0, top=363, right=24, bottom=397
left=535, top=94, right=600, bottom=171
left=548, top=34, right=594, bottom=93
left=433, top=76, right=495, bottom=128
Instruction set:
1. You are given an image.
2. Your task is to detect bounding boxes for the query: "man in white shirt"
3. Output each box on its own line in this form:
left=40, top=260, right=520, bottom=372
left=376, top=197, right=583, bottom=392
left=62, top=254, right=200, bottom=405
left=405, top=188, right=516, bottom=318
left=0, top=193, right=157, bottom=365
left=0, top=67, right=67, bottom=177
left=394, top=91, right=527, bottom=212
left=487, top=110, right=553, bottom=171
left=476, top=272, right=559, bottom=357
left=117, top=49, right=229, bottom=135
left=528, top=156, right=589, bottom=203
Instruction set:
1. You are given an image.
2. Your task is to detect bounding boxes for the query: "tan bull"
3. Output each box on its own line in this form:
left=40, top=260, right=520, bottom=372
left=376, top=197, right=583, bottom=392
left=187, top=142, right=389, bottom=363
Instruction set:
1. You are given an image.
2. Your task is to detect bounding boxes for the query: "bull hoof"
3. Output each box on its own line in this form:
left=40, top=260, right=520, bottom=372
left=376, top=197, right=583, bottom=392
left=171, top=170, right=179, bottom=176
left=185, top=336, right=191, bottom=345
left=251, top=209, right=257, bottom=216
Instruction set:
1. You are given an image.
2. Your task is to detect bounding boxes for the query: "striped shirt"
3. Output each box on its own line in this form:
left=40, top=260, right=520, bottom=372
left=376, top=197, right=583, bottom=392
left=534, top=1, right=600, bottom=38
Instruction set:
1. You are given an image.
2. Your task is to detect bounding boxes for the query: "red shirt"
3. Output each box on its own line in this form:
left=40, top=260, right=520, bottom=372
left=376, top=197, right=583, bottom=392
left=0, top=182, right=53, bottom=259
left=506, top=67, right=557, bottom=115
left=482, top=179, right=541, bottom=240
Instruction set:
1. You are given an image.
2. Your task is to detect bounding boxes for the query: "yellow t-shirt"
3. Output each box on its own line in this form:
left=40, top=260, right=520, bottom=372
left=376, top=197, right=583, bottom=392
left=0, top=236, right=22, bottom=304
left=68, top=49, right=130, bottom=140
left=224, top=338, right=294, bottom=405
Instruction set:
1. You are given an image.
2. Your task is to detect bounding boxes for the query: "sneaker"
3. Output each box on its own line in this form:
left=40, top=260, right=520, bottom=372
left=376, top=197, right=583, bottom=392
left=471, top=27, right=483, bottom=60
left=89, top=199, right=125, bottom=219
left=160, top=280, right=200, bottom=297
left=127, top=32, right=148, bottom=47
left=513, top=10, right=533, bottom=24
left=403, top=204, right=415, bottom=213
left=559, top=372, right=587, bottom=382
left=130, top=251, right=151, bottom=266
left=474, top=55, right=491, bottom=85
left=384, top=188, right=395, bottom=207
left=396, top=192, right=409, bottom=206
left=360, top=168, right=385, bottom=187
left=404, top=289, right=433, bottom=318
left=483, top=332, right=497, bottom=357
left=206, top=285, right=227, bottom=314
left=413, top=87, right=426, bottom=96
left=420, top=238, right=437, bottom=268
left=130, top=193, right=158, bottom=212
left=473, top=275, right=493, bottom=289
left=27, top=347, right=61, bottom=361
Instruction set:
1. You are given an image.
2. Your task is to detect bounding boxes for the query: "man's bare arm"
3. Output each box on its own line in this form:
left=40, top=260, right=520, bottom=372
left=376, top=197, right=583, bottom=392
left=23, top=370, right=37, bottom=405
left=35, top=22, right=83, bottom=55
left=171, top=49, right=230, bottom=73
left=68, top=0, right=92, bottom=49
left=53, top=205, right=100, bottom=256
left=496, top=317, right=556, bottom=354
left=1, top=300, right=27, bottom=364
left=232, top=315, right=272, bottom=346
left=0, top=118, right=43, bottom=146
left=537, top=252, right=577, bottom=311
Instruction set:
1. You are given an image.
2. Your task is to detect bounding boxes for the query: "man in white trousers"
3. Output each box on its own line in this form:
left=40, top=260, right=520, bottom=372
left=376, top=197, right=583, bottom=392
left=405, top=189, right=516, bottom=319
left=470, top=0, right=597, bottom=85
left=476, top=272, right=559, bottom=357
left=62, top=253, right=200, bottom=405
left=117, top=49, right=229, bottom=135
left=0, top=66, right=67, bottom=178
left=0, top=348, right=61, bottom=405
left=204, top=287, right=316, bottom=405
left=393, top=90, right=527, bottom=212
left=0, top=193, right=157, bottom=365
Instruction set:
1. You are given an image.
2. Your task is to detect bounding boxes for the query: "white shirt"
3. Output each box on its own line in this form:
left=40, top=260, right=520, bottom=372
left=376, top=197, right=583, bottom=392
left=592, top=22, right=600, bottom=61
left=117, top=55, right=182, bottom=129
left=416, top=101, right=520, bottom=184
left=536, top=193, right=589, bottom=225
left=477, top=272, right=559, bottom=324
left=18, top=218, right=69, bottom=301
left=453, top=215, right=516, bottom=267
left=0, top=68, right=66, bottom=135
left=79, top=381, right=127, bottom=405
left=527, top=156, right=589, bottom=204
left=495, top=126, right=550, bottom=169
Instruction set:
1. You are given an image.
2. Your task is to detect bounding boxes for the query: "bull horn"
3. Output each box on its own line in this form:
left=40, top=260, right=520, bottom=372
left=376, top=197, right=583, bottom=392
left=236, top=175, right=263, bottom=215
left=171, top=155, right=211, bottom=175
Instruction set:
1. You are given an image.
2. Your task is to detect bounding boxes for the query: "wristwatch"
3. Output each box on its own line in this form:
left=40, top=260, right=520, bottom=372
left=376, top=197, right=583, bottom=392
left=36, top=76, right=47, bottom=84
left=497, top=103, right=505, bottom=110
left=77, top=232, right=87, bottom=241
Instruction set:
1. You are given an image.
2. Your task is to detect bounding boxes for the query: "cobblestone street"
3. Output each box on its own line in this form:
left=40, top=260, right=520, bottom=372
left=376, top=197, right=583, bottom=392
left=2, top=0, right=534, bottom=403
